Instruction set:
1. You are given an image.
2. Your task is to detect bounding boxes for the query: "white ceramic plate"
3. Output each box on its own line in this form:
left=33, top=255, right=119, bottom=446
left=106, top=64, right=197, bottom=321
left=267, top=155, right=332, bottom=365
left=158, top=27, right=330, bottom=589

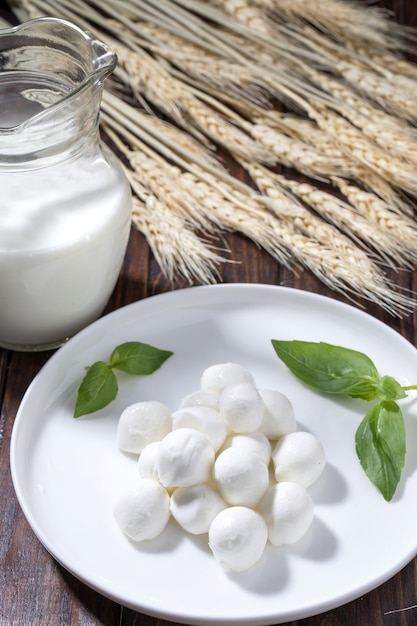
left=10, top=284, right=417, bottom=625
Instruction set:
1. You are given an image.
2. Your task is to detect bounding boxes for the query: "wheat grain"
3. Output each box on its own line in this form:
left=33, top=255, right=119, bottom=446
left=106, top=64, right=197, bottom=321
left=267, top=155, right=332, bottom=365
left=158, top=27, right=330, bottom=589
left=262, top=112, right=417, bottom=211
left=237, top=162, right=412, bottom=311
left=254, top=0, right=404, bottom=49
left=294, top=66, right=417, bottom=167
left=213, top=0, right=273, bottom=36
left=134, top=22, right=273, bottom=108
left=197, top=6, right=417, bottom=142
left=310, top=109, right=417, bottom=196
left=351, top=166, right=414, bottom=216
left=338, top=64, right=417, bottom=123
left=347, top=47, right=417, bottom=82
left=279, top=175, right=416, bottom=267
left=343, top=112, right=417, bottom=170
left=247, top=117, right=347, bottom=178
left=114, top=44, right=275, bottom=164
left=274, top=228, right=413, bottom=315
left=182, top=166, right=409, bottom=313
left=267, top=18, right=417, bottom=125
left=129, top=151, right=292, bottom=267
left=243, top=160, right=377, bottom=257
left=332, top=177, right=417, bottom=262
left=127, top=148, right=404, bottom=311
left=128, top=150, right=221, bottom=234
left=129, top=187, right=225, bottom=286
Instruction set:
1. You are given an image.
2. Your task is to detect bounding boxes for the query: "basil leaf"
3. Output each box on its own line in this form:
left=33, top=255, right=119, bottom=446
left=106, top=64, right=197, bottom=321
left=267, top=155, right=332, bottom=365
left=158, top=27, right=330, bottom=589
left=271, top=340, right=384, bottom=400
left=109, top=341, right=173, bottom=375
left=74, top=361, right=118, bottom=418
left=377, top=375, right=407, bottom=401
left=355, top=400, right=406, bottom=501
left=73, top=341, right=173, bottom=418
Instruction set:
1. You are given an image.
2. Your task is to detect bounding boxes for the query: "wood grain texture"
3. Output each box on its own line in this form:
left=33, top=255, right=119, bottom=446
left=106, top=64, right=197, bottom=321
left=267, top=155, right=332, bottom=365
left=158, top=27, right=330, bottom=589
left=1, top=2, right=417, bottom=625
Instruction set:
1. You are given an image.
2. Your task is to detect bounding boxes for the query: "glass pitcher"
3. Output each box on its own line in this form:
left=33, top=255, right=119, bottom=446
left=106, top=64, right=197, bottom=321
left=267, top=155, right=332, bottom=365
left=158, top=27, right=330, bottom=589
left=0, top=17, right=132, bottom=351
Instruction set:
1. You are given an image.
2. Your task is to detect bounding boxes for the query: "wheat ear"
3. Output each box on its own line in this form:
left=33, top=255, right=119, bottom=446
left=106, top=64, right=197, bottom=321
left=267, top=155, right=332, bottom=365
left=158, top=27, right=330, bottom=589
left=130, top=192, right=224, bottom=286
left=255, top=0, right=409, bottom=49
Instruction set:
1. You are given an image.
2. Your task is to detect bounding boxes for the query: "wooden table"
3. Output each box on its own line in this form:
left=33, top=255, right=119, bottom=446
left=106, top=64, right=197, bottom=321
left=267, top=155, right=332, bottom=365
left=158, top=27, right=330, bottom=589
left=2, top=1, right=417, bottom=624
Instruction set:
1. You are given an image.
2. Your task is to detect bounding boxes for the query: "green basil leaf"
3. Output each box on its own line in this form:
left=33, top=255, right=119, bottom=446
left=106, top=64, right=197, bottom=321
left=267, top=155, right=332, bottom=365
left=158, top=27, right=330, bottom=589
left=377, top=375, right=407, bottom=401
left=355, top=400, right=406, bottom=501
left=74, top=361, right=118, bottom=418
left=109, top=341, right=173, bottom=375
left=271, top=339, right=383, bottom=400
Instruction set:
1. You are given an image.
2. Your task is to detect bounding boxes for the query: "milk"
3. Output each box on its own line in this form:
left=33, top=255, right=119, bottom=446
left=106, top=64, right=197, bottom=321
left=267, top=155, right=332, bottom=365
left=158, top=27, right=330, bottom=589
left=0, top=147, right=132, bottom=350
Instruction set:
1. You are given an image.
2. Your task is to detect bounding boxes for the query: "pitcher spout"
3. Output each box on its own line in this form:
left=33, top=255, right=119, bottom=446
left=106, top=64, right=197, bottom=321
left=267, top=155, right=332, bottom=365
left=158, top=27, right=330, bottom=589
left=0, top=17, right=117, bottom=160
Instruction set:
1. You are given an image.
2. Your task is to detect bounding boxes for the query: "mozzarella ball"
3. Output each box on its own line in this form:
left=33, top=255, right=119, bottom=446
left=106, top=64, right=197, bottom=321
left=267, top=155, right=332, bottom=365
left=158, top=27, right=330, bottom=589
left=157, top=428, right=214, bottom=488
left=259, top=482, right=314, bottom=546
left=113, top=478, right=170, bottom=542
left=213, top=447, right=269, bottom=507
left=179, top=389, right=219, bottom=410
left=272, top=431, right=326, bottom=488
left=259, top=389, right=297, bottom=439
left=201, top=363, right=255, bottom=394
left=137, top=441, right=160, bottom=480
left=172, top=405, right=227, bottom=452
left=170, top=484, right=227, bottom=535
left=219, top=382, right=264, bottom=433
left=208, top=506, right=267, bottom=572
left=221, top=432, right=271, bottom=465
left=117, top=401, right=172, bottom=454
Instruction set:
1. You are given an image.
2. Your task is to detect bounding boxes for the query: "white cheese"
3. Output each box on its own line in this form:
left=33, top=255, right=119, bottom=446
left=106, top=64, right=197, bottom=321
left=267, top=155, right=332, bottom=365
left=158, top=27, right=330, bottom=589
left=258, top=388, right=297, bottom=439
left=201, top=362, right=255, bottom=394
left=219, top=382, right=264, bottom=433
left=137, top=441, right=161, bottom=480
left=170, top=484, right=227, bottom=535
left=259, top=481, right=314, bottom=546
left=156, top=427, right=215, bottom=488
left=208, top=506, right=267, bottom=572
left=213, top=447, right=269, bottom=507
left=171, top=405, right=227, bottom=452
left=272, top=431, right=326, bottom=488
left=112, top=478, right=170, bottom=542
left=117, top=401, right=172, bottom=454
left=221, top=431, right=271, bottom=465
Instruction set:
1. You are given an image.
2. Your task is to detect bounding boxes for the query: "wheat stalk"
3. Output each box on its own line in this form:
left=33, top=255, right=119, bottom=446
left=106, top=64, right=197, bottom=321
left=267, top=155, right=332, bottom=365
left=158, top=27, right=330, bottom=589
left=243, top=160, right=383, bottom=259
left=129, top=21, right=274, bottom=108
left=298, top=68, right=417, bottom=160
left=270, top=114, right=415, bottom=215
left=104, top=84, right=410, bottom=274
left=308, top=108, right=417, bottom=197
left=266, top=19, right=417, bottom=126
left=233, top=106, right=415, bottom=214
left=102, top=90, right=412, bottom=311
left=336, top=64, right=417, bottom=123
left=130, top=193, right=224, bottom=286
left=332, top=177, right=417, bottom=262
left=252, top=0, right=411, bottom=50
left=183, top=166, right=412, bottom=314
left=114, top=44, right=277, bottom=165
left=103, top=119, right=229, bottom=283
left=245, top=118, right=346, bottom=178
left=137, top=2, right=417, bottom=183
left=347, top=48, right=417, bottom=82
left=210, top=0, right=417, bottom=135
left=112, top=20, right=410, bottom=197
left=11, top=0, right=417, bottom=315
left=277, top=173, right=417, bottom=268
left=209, top=3, right=417, bottom=156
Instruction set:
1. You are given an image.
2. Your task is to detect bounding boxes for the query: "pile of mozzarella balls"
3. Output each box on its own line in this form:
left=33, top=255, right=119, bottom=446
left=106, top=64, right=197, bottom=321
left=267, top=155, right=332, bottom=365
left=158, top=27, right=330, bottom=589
left=113, top=363, right=325, bottom=572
